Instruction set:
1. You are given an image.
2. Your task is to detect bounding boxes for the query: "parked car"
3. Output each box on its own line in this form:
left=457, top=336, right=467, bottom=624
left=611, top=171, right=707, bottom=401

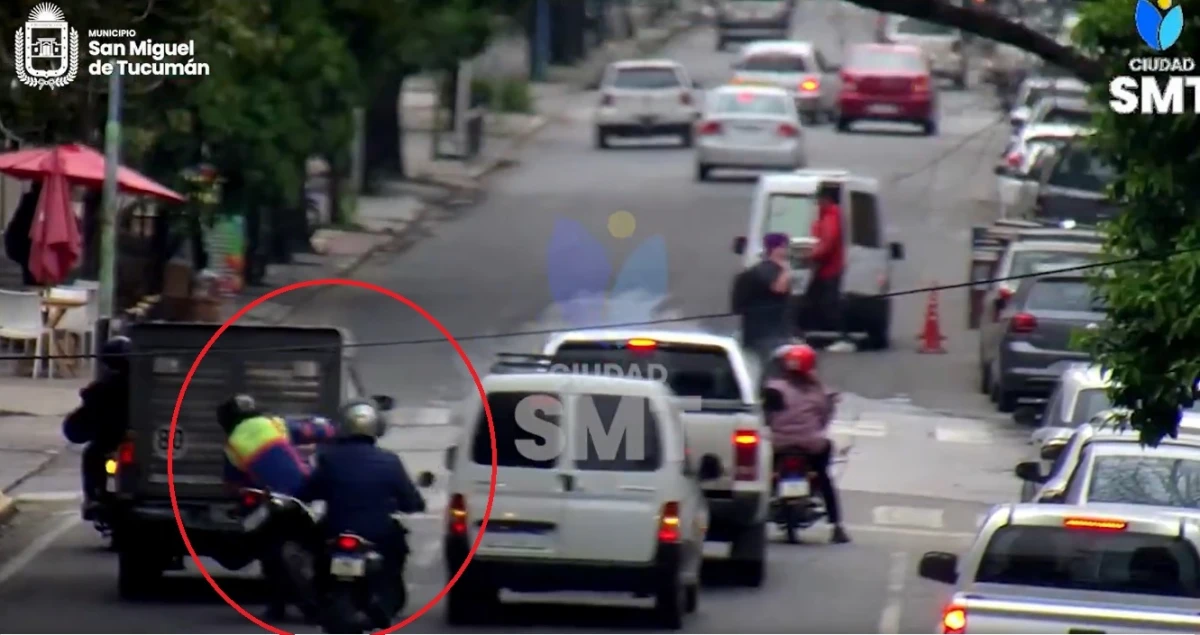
left=1008, top=76, right=1087, bottom=132
left=994, top=123, right=1089, bottom=218
left=730, top=40, right=841, bottom=125
left=879, top=14, right=968, bottom=89
left=694, top=84, right=808, bottom=181
left=1024, top=142, right=1118, bottom=227
left=836, top=43, right=938, bottom=135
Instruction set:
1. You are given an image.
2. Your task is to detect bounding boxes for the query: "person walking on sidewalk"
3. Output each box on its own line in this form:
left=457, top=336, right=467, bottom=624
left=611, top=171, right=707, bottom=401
left=733, top=232, right=795, bottom=365
left=807, top=184, right=855, bottom=353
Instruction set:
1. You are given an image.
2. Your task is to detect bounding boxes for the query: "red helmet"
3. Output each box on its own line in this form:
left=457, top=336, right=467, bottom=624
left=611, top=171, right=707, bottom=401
left=777, top=344, right=817, bottom=374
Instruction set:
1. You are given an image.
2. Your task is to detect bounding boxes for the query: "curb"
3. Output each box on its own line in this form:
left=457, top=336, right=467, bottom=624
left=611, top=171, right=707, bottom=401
left=0, top=492, right=15, bottom=525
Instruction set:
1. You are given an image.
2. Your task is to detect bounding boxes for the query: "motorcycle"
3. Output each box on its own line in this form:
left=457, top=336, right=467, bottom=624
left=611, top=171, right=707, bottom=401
left=771, top=452, right=826, bottom=544
left=238, top=488, right=324, bottom=623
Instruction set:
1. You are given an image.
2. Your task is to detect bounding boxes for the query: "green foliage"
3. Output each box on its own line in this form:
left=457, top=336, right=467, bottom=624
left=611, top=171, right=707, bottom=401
left=1072, top=0, right=1200, bottom=445
left=494, top=76, right=534, bottom=113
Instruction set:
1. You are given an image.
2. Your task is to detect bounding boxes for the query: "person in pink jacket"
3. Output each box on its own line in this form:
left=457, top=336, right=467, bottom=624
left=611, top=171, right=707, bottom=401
left=762, top=343, right=850, bottom=544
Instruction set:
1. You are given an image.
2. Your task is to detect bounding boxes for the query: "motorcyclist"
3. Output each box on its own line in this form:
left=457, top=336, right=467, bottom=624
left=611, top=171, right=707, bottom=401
left=761, top=343, right=850, bottom=544
left=62, top=336, right=132, bottom=519
left=298, top=399, right=426, bottom=616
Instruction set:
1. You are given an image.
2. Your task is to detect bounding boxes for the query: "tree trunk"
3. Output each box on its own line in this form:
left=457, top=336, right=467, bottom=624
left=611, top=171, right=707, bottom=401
left=363, top=73, right=404, bottom=189
left=326, top=151, right=345, bottom=226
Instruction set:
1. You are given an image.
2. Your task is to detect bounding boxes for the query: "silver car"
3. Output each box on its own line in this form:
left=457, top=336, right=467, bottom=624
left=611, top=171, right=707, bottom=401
left=1009, top=77, right=1087, bottom=132
left=730, top=40, right=840, bottom=124
left=880, top=15, right=967, bottom=88
left=694, top=85, right=807, bottom=181
left=995, top=123, right=1089, bottom=219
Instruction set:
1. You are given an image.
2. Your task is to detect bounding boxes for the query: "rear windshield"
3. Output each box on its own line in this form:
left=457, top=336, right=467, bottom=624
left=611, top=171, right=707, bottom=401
left=738, top=54, right=807, bottom=73
left=764, top=194, right=817, bottom=238
left=1024, top=279, right=1105, bottom=312
left=893, top=17, right=955, bottom=35
left=712, top=91, right=790, bottom=116
left=976, top=525, right=1200, bottom=597
left=1039, top=107, right=1094, bottom=127
left=1087, top=454, right=1200, bottom=508
left=611, top=67, right=681, bottom=89
left=471, top=391, right=563, bottom=469
left=551, top=341, right=743, bottom=402
left=1071, top=388, right=1112, bottom=424
left=573, top=394, right=663, bottom=472
left=1009, top=250, right=1098, bottom=278
left=847, top=48, right=926, bottom=73
left=1046, top=149, right=1115, bottom=193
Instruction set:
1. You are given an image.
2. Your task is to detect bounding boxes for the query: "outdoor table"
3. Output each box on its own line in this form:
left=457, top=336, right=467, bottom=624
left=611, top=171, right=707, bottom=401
left=42, top=293, right=87, bottom=377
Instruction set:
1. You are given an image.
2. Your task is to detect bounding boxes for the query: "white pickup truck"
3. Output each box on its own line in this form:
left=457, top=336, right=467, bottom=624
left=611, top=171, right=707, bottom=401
left=919, top=503, right=1200, bottom=634
left=542, top=329, right=772, bottom=586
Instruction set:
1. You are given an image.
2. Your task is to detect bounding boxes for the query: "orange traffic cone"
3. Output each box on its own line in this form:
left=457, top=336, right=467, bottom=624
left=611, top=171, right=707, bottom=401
left=917, top=284, right=947, bottom=354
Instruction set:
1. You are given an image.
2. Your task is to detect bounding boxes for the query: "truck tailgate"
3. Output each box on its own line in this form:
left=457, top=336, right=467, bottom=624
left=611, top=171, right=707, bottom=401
left=956, top=587, right=1200, bottom=634
left=680, top=410, right=765, bottom=491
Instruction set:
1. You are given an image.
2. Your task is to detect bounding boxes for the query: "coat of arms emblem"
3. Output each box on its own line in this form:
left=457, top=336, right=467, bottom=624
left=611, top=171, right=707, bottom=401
left=14, top=3, right=79, bottom=90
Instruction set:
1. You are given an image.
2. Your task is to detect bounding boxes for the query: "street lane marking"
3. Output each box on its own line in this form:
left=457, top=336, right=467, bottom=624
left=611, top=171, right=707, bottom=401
left=877, top=551, right=909, bottom=633
left=0, top=513, right=79, bottom=589
left=934, top=426, right=993, bottom=444
left=14, top=491, right=81, bottom=503
left=873, top=506, right=944, bottom=529
left=830, top=421, right=888, bottom=437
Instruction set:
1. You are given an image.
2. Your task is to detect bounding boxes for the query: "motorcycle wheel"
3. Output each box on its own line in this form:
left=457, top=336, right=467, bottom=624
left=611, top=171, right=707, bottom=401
left=320, top=588, right=366, bottom=634
left=279, top=541, right=322, bottom=624
left=784, top=505, right=800, bottom=544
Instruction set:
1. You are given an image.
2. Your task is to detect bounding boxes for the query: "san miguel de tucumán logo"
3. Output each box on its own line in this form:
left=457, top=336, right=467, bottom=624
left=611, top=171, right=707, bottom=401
left=14, top=3, right=79, bottom=90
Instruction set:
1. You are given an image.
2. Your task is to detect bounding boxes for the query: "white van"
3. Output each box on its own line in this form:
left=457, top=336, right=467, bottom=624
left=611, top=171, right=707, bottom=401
left=440, top=368, right=716, bottom=628
left=732, top=170, right=905, bottom=349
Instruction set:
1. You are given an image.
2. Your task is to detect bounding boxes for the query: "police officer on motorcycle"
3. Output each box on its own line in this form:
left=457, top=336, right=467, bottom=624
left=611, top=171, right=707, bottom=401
left=62, top=336, right=132, bottom=519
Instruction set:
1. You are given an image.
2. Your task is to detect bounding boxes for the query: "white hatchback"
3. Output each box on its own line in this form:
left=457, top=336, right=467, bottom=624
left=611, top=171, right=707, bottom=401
left=594, top=59, right=700, bottom=149
left=695, top=85, right=806, bottom=181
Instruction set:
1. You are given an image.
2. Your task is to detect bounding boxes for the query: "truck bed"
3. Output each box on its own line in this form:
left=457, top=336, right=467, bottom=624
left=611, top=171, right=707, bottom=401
left=954, top=584, right=1200, bottom=634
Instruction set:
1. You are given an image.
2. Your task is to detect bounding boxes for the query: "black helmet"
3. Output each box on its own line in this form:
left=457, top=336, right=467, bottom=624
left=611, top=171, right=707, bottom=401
left=335, top=399, right=384, bottom=439
left=217, top=394, right=260, bottom=433
left=100, top=336, right=132, bottom=373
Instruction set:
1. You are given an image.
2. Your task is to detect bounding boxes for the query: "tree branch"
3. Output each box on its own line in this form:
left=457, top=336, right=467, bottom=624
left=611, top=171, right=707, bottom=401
left=845, top=0, right=1105, bottom=84
left=0, top=113, right=25, bottom=146
left=133, top=0, right=156, bottom=22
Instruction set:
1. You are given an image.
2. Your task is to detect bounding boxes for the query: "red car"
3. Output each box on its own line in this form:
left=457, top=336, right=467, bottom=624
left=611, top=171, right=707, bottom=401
left=836, top=43, right=939, bottom=136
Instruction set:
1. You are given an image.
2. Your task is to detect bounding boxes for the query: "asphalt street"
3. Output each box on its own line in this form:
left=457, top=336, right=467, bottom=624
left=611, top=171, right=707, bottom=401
left=0, top=3, right=1025, bottom=633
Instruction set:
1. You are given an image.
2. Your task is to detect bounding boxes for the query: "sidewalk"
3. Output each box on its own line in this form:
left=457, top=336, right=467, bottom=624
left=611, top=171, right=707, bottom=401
left=0, top=377, right=85, bottom=523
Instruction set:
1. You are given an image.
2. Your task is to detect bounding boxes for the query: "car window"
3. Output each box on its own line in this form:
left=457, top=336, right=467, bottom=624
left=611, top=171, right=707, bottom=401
left=763, top=193, right=818, bottom=239
left=1040, top=107, right=1094, bottom=127
left=1019, top=85, right=1048, bottom=109
left=1009, top=250, right=1098, bottom=278
left=813, top=49, right=831, bottom=72
left=1071, top=388, right=1112, bottom=424
left=711, top=91, right=791, bottom=116
left=893, top=17, right=955, bottom=35
left=1046, top=148, right=1114, bottom=193
left=1042, top=387, right=1067, bottom=427
left=847, top=48, right=926, bottom=73
left=1087, top=454, right=1200, bottom=508
left=1024, top=279, right=1105, bottom=312
left=551, top=341, right=743, bottom=402
left=611, top=67, right=682, bottom=89
left=849, top=191, right=880, bottom=248
left=739, top=53, right=807, bottom=73
left=471, top=391, right=563, bottom=469
left=573, top=394, right=663, bottom=472
left=975, top=525, right=1200, bottom=597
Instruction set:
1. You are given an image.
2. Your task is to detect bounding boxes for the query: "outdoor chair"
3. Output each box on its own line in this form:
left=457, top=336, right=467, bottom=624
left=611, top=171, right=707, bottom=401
left=51, top=286, right=97, bottom=373
left=0, top=289, right=49, bottom=378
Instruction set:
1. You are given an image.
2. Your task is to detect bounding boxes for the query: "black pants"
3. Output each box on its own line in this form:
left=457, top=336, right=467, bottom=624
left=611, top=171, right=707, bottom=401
left=803, top=273, right=845, bottom=338
left=774, top=443, right=842, bottom=525
left=81, top=440, right=118, bottom=501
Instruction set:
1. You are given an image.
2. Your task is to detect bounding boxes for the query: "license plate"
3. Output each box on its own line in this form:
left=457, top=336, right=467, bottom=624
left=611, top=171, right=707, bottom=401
left=779, top=479, right=809, bottom=498
left=105, top=477, right=116, bottom=493
left=867, top=104, right=900, bottom=115
left=639, top=115, right=657, bottom=125
left=702, top=542, right=731, bottom=558
left=330, top=555, right=366, bottom=578
left=242, top=505, right=269, bottom=531
left=484, top=532, right=548, bottom=551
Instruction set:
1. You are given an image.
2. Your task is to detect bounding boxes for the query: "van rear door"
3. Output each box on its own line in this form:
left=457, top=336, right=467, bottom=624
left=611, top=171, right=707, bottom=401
left=843, top=182, right=887, bottom=299
left=460, top=390, right=569, bottom=560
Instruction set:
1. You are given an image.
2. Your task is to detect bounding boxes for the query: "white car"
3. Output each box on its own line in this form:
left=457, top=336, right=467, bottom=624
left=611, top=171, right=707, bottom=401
left=695, top=85, right=807, bottom=181
left=440, top=366, right=713, bottom=628
left=1009, top=76, right=1087, bottom=131
left=730, top=40, right=841, bottom=124
left=995, top=123, right=1089, bottom=218
left=594, top=59, right=700, bottom=149
left=881, top=14, right=967, bottom=88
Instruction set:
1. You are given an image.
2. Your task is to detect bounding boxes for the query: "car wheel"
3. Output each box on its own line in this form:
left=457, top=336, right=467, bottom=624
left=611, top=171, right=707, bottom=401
left=117, top=545, right=163, bottom=601
left=836, top=117, right=852, bottom=132
left=979, top=358, right=992, bottom=394
left=695, top=163, right=711, bottom=182
left=594, top=127, right=609, bottom=149
left=680, top=128, right=694, bottom=148
left=684, top=582, right=699, bottom=613
left=865, top=322, right=890, bottom=351
left=801, top=112, right=818, bottom=126
left=652, top=578, right=686, bottom=629
left=732, top=523, right=766, bottom=587
left=445, top=581, right=500, bottom=625
left=716, top=37, right=727, bottom=51
left=992, top=379, right=1018, bottom=413
left=922, top=119, right=938, bottom=136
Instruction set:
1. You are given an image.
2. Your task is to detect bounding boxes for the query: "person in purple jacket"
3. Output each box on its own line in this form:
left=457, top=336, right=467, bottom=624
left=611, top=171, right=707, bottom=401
left=761, top=343, right=850, bottom=544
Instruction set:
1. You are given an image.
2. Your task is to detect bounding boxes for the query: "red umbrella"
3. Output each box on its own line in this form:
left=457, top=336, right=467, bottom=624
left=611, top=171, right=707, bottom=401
left=0, top=144, right=185, bottom=203
left=29, top=151, right=83, bottom=285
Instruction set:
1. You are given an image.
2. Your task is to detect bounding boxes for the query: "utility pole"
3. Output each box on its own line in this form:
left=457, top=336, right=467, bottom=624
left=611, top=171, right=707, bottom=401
left=95, top=70, right=123, bottom=360
left=532, top=0, right=551, bottom=81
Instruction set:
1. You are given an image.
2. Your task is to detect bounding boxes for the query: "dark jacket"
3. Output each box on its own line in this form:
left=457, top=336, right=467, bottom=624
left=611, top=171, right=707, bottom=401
left=62, top=373, right=129, bottom=447
left=299, top=437, right=426, bottom=548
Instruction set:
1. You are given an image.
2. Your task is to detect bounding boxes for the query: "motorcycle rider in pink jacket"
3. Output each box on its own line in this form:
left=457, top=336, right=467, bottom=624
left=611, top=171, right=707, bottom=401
left=761, top=343, right=850, bottom=544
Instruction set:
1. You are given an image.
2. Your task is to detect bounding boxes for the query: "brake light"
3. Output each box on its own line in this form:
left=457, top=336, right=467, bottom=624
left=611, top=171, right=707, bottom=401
left=942, top=604, right=967, bottom=634
left=680, top=92, right=692, bottom=105
left=783, top=456, right=802, bottom=471
left=698, top=121, right=722, bottom=135
left=1064, top=517, right=1127, bottom=531
left=600, top=93, right=613, bottom=106
left=336, top=534, right=362, bottom=551
left=1005, top=151, right=1023, bottom=167
left=799, top=78, right=819, bottom=92
left=736, top=92, right=755, bottom=103
left=658, top=501, right=681, bottom=543
left=840, top=72, right=857, bottom=92
left=117, top=441, right=134, bottom=466
left=448, top=493, right=468, bottom=536
left=733, top=429, right=758, bottom=480
left=1009, top=312, right=1037, bottom=333
left=912, top=75, right=930, bottom=93
left=777, top=123, right=800, bottom=138
left=997, top=286, right=1014, bottom=301
left=626, top=338, right=657, bottom=350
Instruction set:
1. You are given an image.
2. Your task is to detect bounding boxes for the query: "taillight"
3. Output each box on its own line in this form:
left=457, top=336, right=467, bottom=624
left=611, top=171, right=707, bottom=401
left=600, top=93, right=613, bottom=106
left=1005, top=151, right=1022, bottom=167
left=1064, top=517, right=1127, bottom=531
left=1009, top=312, right=1037, bottom=333
left=840, top=72, right=857, bottom=92
left=698, top=120, right=722, bottom=135
left=680, top=92, right=692, bottom=105
left=240, top=489, right=267, bottom=509
left=733, top=429, right=758, bottom=480
left=658, top=501, right=681, bottom=543
left=448, top=493, right=468, bottom=536
left=117, top=441, right=135, bottom=466
left=799, top=78, right=819, bottom=92
left=912, top=76, right=930, bottom=93
left=335, top=534, right=362, bottom=551
left=941, top=603, right=967, bottom=634
left=777, top=123, right=800, bottom=138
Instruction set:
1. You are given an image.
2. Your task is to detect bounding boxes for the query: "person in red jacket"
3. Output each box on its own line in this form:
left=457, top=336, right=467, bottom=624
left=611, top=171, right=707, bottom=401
left=807, top=184, right=856, bottom=353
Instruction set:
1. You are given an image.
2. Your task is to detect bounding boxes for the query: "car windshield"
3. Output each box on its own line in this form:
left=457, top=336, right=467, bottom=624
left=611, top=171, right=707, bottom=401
left=611, top=67, right=681, bottom=89
left=976, top=525, right=1200, bottom=597
left=1071, top=388, right=1113, bottom=423
left=1087, top=454, right=1200, bottom=509
left=764, top=194, right=818, bottom=238
left=1040, top=107, right=1094, bottom=127
left=893, top=17, right=955, bottom=35
left=1009, top=250, right=1099, bottom=278
left=848, top=48, right=926, bottom=73
left=1046, top=148, right=1115, bottom=192
left=739, top=54, right=807, bottom=73
left=712, top=91, right=790, bottom=116
left=1025, top=279, right=1106, bottom=312
left=550, top=341, right=743, bottom=402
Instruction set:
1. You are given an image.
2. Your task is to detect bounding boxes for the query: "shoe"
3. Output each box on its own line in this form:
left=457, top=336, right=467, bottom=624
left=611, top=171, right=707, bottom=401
left=826, top=340, right=857, bottom=353
left=831, top=525, right=851, bottom=544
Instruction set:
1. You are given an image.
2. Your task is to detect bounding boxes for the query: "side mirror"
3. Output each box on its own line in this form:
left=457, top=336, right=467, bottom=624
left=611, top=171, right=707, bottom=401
left=416, top=471, right=436, bottom=488
left=733, top=235, right=747, bottom=255
left=1014, top=461, right=1047, bottom=483
left=1040, top=442, right=1067, bottom=461
left=698, top=454, right=723, bottom=481
left=918, top=551, right=959, bottom=585
left=889, top=242, right=904, bottom=261
left=371, top=395, right=395, bottom=412
left=1013, top=406, right=1039, bottom=426
left=443, top=445, right=458, bottom=471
